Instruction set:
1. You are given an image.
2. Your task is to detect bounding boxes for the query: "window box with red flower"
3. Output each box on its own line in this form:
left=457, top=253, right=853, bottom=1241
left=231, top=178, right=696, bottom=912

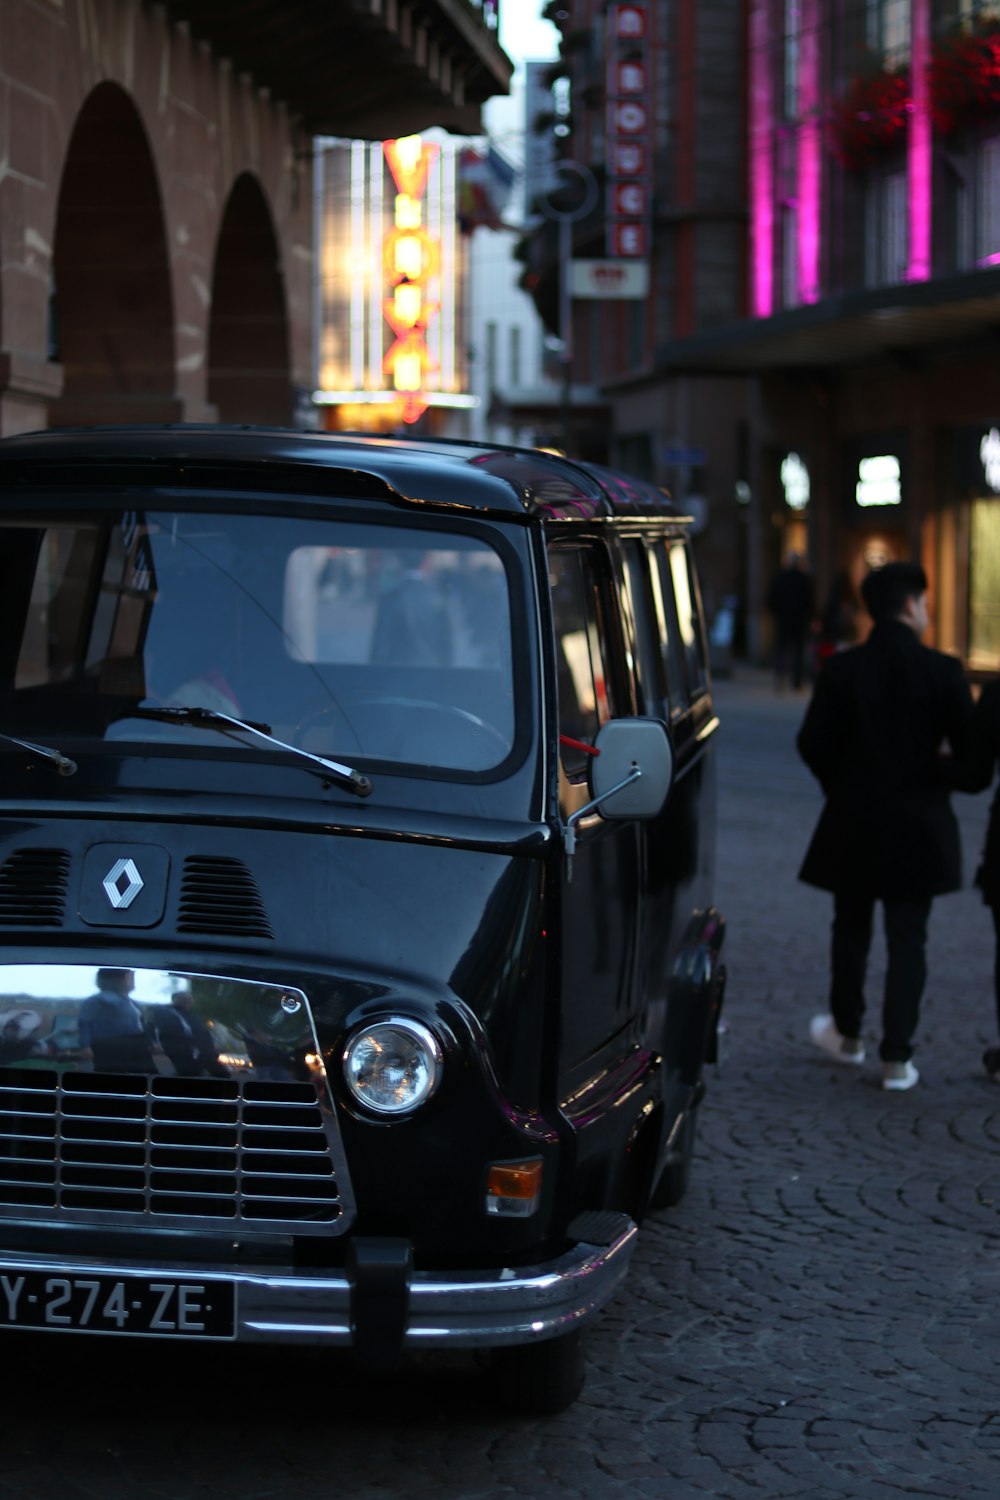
left=929, top=17, right=1000, bottom=136
left=828, top=68, right=911, bottom=171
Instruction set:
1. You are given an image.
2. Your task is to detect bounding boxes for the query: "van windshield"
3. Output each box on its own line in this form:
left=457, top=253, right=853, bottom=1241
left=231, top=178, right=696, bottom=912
left=0, top=505, right=516, bottom=775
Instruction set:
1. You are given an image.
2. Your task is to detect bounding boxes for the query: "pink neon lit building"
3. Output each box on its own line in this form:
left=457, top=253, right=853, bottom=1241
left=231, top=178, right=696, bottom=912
left=522, top=0, right=1000, bottom=666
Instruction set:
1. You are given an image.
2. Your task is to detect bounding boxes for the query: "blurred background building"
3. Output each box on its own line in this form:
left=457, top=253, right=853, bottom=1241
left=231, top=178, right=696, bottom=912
left=0, top=0, right=512, bottom=437
left=5, top=0, right=1000, bottom=673
left=312, top=134, right=480, bottom=434
left=516, top=0, right=746, bottom=635
left=519, top=0, right=1000, bottom=668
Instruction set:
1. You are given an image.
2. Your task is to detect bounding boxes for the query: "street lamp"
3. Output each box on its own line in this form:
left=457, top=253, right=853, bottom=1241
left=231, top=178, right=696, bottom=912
left=539, top=161, right=598, bottom=452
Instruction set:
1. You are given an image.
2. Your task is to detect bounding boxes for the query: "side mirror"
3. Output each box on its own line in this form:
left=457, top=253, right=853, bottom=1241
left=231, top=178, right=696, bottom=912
left=589, top=717, right=674, bottom=820
left=565, top=718, right=674, bottom=879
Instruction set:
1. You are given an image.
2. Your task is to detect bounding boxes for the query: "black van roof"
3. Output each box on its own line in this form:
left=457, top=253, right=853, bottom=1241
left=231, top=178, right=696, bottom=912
left=0, top=425, right=686, bottom=524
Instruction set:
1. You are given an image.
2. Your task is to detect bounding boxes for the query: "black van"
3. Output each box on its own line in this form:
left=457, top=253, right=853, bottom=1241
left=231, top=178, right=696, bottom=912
left=0, top=427, right=724, bottom=1412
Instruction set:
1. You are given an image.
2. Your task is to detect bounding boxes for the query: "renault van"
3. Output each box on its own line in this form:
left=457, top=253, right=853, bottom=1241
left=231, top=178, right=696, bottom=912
left=0, top=427, right=725, bottom=1411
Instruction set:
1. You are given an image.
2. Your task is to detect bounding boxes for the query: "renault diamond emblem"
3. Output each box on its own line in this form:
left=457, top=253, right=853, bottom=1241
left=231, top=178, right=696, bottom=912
left=103, top=857, right=144, bottom=910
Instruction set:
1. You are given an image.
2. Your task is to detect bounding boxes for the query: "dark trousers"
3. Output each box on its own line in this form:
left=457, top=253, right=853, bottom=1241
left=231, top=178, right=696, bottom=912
left=991, top=906, right=1000, bottom=1035
left=829, top=891, right=932, bottom=1062
left=773, top=624, right=808, bottom=690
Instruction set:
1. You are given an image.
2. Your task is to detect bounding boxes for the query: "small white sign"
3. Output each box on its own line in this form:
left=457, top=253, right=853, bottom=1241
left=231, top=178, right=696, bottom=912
left=980, top=427, right=1000, bottom=492
left=569, top=259, right=650, bottom=299
left=780, top=451, right=810, bottom=511
left=856, top=454, right=901, bottom=508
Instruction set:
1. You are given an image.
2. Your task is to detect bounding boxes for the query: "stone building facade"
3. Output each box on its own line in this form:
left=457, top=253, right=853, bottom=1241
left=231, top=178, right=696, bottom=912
left=0, top=0, right=511, bottom=437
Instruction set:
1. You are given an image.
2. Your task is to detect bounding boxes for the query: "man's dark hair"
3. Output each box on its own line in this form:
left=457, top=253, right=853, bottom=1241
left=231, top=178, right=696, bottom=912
left=860, top=561, right=927, bottom=623
left=95, top=967, right=132, bottom=990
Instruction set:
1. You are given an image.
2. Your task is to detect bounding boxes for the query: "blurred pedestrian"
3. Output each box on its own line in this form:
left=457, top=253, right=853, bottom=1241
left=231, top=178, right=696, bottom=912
left=952, top=677, right=1000, bottom=1080
left=79, top=967, right=155, bottom=1074
left=371, top=550, right=453, bottom=667
left=815, top=569, right=860, bottom=668
left=767, top=551, right=815, bottom=692
left=797, top=561, right=974, bottom=1090
left=157, top=988, right=227, bottom=1078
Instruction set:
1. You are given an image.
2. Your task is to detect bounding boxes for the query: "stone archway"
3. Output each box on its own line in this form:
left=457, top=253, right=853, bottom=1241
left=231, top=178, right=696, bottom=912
left=208, top=174, right=292, bottom=425
left=50, top=82, right=177, bottom=427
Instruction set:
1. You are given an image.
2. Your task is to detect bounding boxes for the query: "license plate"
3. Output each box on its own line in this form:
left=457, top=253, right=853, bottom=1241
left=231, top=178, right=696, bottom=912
left=0, top=1269, right=236, bottom=1339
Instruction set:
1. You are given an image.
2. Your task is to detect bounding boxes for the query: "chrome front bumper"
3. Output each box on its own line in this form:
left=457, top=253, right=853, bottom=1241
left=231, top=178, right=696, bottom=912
left=0, top=1219, right=638, bottom=1351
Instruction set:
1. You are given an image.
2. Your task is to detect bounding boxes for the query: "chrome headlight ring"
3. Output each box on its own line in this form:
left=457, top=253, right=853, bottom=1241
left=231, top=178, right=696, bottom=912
left=341, top=1016, right=444, bottom=1117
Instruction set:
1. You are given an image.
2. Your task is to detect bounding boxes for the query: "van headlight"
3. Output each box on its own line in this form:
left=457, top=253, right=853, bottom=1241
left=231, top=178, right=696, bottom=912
left=342, top=1018, right=443, bottom=1116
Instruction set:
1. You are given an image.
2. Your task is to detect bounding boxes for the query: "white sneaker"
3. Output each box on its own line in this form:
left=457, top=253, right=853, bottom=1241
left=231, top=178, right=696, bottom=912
left=882, top=1060, right=919, bottom=1091
left=809, top=1013, right=865, bottom=1065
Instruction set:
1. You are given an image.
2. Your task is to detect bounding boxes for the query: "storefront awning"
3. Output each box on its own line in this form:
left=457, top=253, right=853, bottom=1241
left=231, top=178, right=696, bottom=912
left=654, top=264, right=1000, bottom=377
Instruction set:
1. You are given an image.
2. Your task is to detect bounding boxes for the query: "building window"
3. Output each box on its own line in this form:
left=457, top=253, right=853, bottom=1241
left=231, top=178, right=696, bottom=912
left=977, top=134, right=1000, bottom=263
left=485, top=321, right=498, bottom=394
left=508, top=325, right=521, bottom=389
left=954, top=166, right=973, bottom=270
left=865, top=170, right=908, bottom=286
left=626, top=298, right=644, bottom=369
left=866, top=0, right=910, bottom=67
left=783, top=0, right=800, bottom=119
left=782, top=202, right=800, bottom=307
left=957, top=0, right=1000, bottom=21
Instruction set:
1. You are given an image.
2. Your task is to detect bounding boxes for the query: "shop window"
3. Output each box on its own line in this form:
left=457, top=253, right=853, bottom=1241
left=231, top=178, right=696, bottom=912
left=969, top=499, right=1000, bottom=670
left=549, top=547, right=615, bottom=780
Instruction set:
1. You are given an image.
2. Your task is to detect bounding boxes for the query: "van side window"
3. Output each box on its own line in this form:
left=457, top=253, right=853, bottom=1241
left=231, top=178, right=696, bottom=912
left=549, top=547, right=615, bottom=780
left=667, top=541, right=710, bottom=698
left=621, top=541, right=665, bottom=718
left=648, top=544, right=687, bottom=712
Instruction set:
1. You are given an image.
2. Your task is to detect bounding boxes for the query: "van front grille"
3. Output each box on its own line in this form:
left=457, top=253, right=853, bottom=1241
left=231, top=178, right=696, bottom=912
left=0, top=1067, right=347, bottom=1236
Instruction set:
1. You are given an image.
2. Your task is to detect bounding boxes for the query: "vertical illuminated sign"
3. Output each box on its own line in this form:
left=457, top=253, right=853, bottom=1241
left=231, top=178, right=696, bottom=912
left=605, top=2, right=652, bottom=258
left=382, top=136, right=441, bottom=424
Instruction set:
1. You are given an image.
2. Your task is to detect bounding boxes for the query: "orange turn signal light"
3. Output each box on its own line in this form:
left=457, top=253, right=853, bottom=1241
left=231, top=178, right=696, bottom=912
left=485, top=1159, right=543, bottom=1217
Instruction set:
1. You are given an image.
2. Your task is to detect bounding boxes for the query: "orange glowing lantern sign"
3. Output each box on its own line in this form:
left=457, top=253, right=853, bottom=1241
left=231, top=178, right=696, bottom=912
left=381, top=135, right=441, bottom=424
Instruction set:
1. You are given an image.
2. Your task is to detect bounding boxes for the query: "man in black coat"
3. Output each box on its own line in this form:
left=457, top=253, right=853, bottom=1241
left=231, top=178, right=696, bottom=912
left=797, top=561, right=974, bottom=1090
left=767, top=551, right=815, bottom=692
left=156, top=989, right=227, bottom=1078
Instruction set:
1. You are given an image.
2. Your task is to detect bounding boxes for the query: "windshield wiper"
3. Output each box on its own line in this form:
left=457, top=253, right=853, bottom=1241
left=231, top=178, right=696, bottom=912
left=127, top=706, right=373, bottom=797
left=0, top=732, right=77, bottom=777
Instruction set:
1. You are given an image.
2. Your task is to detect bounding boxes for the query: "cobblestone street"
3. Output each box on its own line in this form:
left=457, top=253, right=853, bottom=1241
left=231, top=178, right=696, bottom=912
left=578, top=668, right=1000, bottom=1499
left=4, top=667, right=999, bottom=1499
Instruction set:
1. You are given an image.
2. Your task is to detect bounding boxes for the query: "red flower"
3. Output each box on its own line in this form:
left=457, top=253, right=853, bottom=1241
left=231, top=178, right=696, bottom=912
left=829, top=70, right=910, bottom=171
left=929, top=23, right=1000, bottom=135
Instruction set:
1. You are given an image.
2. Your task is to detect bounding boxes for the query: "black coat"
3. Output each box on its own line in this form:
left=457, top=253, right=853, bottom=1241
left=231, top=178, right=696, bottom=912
left=957, top=678, right=1000, bottom=905
left=797, top=620, right=974, bottom=898
left=767, top=566, right=814, bottom=630
left=157, top=1004, right=224, bottom=1077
